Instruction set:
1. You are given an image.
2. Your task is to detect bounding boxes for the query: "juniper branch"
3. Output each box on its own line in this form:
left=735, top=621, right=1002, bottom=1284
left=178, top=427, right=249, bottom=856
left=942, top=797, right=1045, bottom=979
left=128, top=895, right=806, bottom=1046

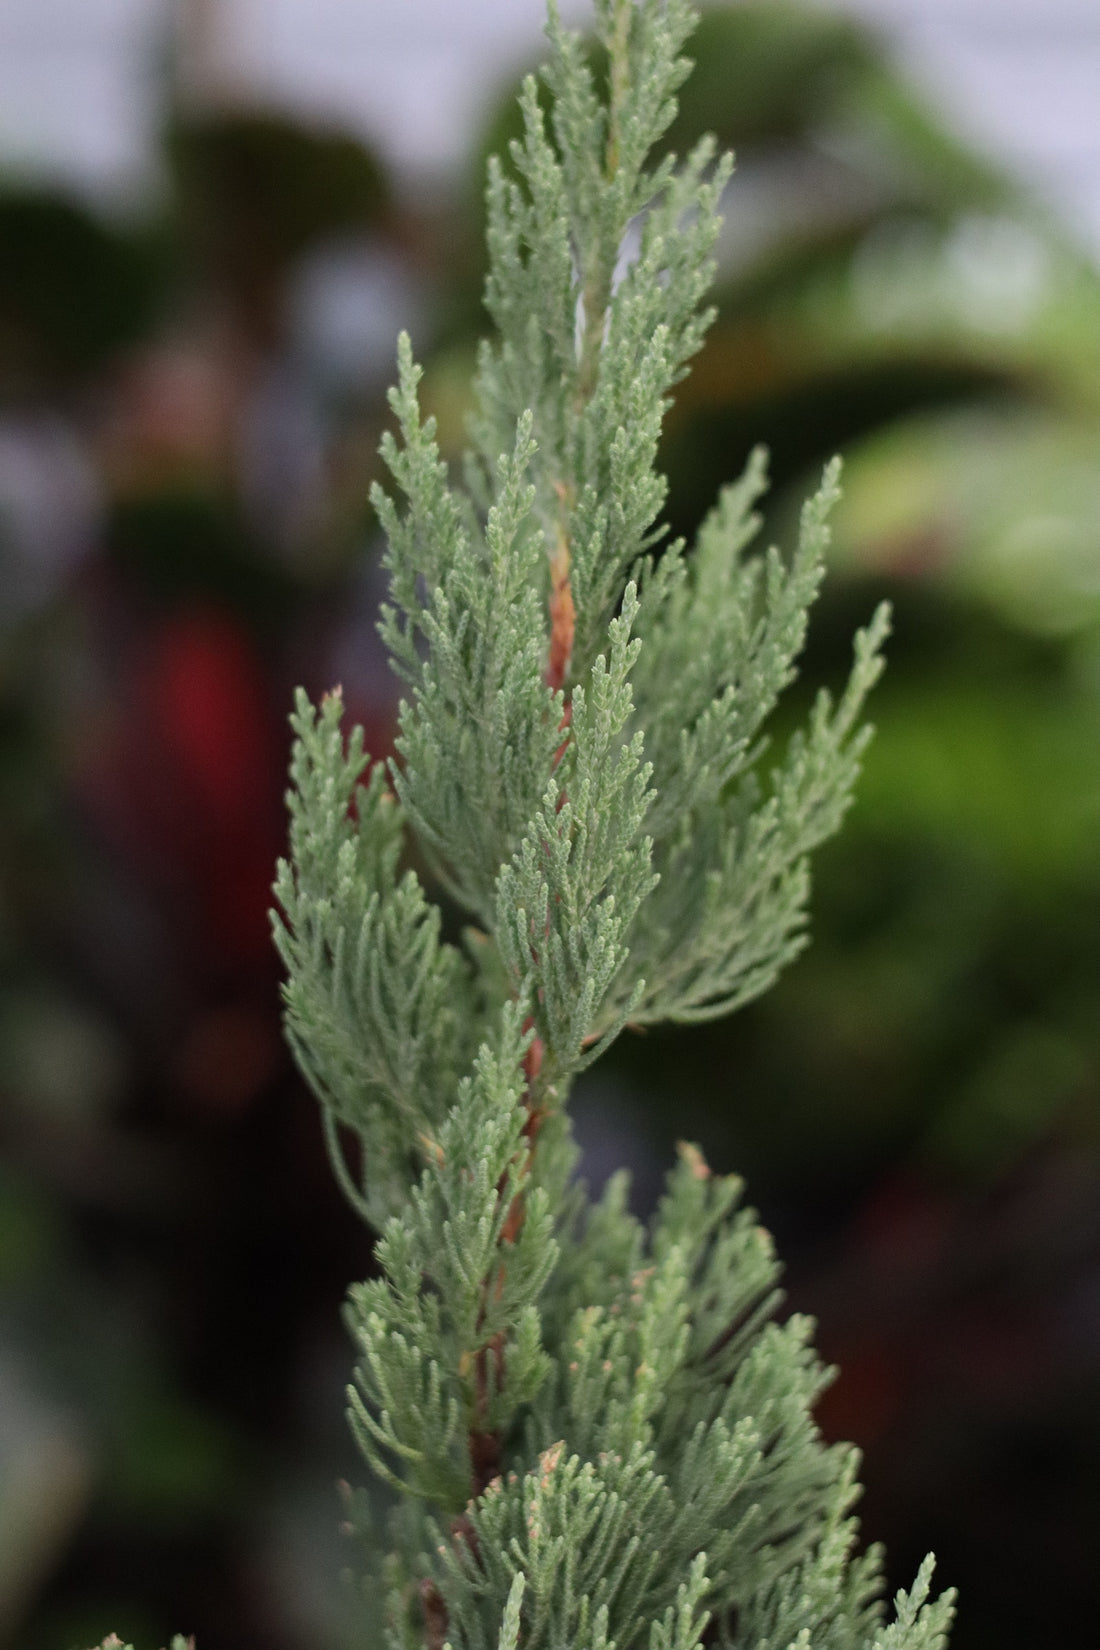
left=271, top=5, right=955, bottom=1650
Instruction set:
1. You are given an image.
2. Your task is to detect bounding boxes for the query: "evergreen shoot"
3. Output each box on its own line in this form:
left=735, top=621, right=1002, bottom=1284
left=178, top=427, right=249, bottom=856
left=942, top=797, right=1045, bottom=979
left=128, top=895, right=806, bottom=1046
left=271, top=3, right=956, bottom=1648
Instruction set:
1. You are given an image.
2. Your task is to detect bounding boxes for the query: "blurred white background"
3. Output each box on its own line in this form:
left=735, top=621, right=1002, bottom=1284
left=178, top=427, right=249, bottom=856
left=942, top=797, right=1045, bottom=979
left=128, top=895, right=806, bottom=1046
left=0, top=0, right=1098, bottom=255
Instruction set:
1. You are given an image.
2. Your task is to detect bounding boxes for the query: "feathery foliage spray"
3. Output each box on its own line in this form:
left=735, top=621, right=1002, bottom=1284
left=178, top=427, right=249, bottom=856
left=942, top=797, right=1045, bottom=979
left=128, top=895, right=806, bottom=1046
left=272, top=4, right=956, bottom=1648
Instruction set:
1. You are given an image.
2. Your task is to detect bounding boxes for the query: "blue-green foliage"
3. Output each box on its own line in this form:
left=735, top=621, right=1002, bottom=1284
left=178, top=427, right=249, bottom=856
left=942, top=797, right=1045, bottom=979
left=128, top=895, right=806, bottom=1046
left=87, top=1639, right=194, bottom=1650
left=272, top=2, right=953, bottom=1648
left=273, top=688, right=480, bottom=1227
left=376, top=390, right=565, bottom=923
left=345, top=1004, right=557, bottom=1509
left=495, top=582, right=658, bottom=1085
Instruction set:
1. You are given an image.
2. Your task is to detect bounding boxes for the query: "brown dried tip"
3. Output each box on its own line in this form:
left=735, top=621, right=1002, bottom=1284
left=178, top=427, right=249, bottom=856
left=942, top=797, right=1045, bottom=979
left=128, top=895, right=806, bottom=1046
left=418, top=1131, right=445, bottom=1167
left=677, top=1141, right=711, bottom=1180
left=538, top=1441, right=564, bottom=1480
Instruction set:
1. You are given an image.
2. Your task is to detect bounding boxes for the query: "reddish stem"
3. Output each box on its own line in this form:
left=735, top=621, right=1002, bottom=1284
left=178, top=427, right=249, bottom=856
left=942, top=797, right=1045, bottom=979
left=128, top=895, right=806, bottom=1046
left=428, top=521, right=575, bottom=1638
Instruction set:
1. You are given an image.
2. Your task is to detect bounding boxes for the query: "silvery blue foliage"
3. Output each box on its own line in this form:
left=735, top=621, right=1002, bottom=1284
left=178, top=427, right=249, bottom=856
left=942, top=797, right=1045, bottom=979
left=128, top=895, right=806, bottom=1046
left=272, top=4, right=953, bottom=1649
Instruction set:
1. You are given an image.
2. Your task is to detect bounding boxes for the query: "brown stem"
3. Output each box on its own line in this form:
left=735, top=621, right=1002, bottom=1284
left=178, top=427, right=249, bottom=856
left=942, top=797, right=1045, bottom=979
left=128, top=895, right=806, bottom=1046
left=420, top=1578, right=450, bottom=1650
left=466, top=1021, right=547, bottom=1497
left=546, top=500, right=576, bottom=694
left=425, top=495, right=574, bottom=1636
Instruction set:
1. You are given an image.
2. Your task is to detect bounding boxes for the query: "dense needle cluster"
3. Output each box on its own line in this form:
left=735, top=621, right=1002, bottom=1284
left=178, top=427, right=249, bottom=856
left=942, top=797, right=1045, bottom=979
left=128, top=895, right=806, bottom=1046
left=269, top=4, right=955, bottom=1649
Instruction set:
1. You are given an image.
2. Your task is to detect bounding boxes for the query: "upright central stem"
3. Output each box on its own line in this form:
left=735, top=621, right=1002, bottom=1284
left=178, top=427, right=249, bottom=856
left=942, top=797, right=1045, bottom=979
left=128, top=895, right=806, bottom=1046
left=576, top=0, right=630, bottom=405
left=547, top=487, right=577, bottom=693
left=426, top=15, right=641, bottom=1643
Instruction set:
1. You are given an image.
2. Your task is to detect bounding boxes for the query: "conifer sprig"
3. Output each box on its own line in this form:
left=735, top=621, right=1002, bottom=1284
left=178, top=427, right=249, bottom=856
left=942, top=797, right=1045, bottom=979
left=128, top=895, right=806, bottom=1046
left=270, top=3, right=956, bottom=1649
